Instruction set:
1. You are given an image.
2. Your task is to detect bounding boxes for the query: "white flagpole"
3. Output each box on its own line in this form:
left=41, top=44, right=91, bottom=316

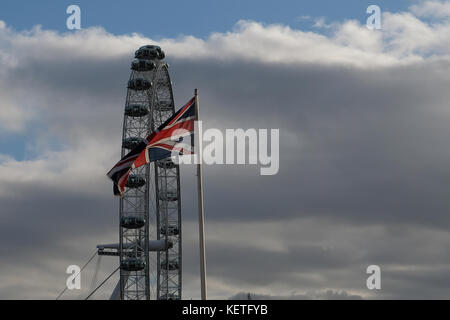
left=195, top=88, right=207, bottom=300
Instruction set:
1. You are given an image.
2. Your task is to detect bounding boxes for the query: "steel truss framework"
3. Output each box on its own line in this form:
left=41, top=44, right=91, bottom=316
left=119, top=54, right=182, bottom=300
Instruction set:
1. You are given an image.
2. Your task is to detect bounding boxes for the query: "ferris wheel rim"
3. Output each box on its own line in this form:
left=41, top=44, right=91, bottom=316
left=119, top=48, right=182, bottom=300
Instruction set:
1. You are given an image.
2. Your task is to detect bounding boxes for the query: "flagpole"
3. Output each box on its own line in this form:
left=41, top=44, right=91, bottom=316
left=195, top=88, right=207, bottom=300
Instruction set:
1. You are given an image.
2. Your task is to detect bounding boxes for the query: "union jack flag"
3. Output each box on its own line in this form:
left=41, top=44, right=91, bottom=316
left=107, top=97, right=196, bottom=196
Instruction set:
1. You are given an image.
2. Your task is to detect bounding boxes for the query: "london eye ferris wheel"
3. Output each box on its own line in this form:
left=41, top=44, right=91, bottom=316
left=98, top=45, right=182, bottom=300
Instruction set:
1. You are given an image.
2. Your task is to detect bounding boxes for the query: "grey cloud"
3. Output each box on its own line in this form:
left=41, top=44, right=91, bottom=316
left=229, top=290, right=363, bottom=300
left=170, top=59, right=450, bottom=230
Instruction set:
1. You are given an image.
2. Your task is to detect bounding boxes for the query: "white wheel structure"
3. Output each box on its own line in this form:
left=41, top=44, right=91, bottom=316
left=102, top=45, right=182, bottom=300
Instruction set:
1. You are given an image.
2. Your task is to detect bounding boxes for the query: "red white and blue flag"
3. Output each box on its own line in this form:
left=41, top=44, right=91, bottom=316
left=107, top=97, right=196, bottom=196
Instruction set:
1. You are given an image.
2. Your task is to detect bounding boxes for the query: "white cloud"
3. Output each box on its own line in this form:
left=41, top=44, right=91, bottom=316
left=1, top=4, right=449, bottom=133
left=0, top=140, right=115, bottom=197
left=410, top=0, right=450, bottom=19
left=0, top=90, right=30, bottom=132
left=383, top=11, right=450, bottom=57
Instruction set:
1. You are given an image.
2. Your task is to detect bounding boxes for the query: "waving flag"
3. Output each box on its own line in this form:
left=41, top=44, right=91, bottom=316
left=107, top=97, right=196, bottom=196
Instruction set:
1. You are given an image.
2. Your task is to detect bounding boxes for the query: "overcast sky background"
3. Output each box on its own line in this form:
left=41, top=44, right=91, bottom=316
left=1, top=0, right=450, bottom=299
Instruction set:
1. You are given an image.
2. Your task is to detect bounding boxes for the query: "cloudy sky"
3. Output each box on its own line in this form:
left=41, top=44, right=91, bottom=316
left=1, top=0, right=450, bottom=299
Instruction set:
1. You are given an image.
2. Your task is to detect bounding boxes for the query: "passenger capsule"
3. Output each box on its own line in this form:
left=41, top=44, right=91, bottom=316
left=121, top=258, right=145, bottom=271
left=159, top=190, right=178, bottom=201
left=131, top=59, right=156, bottom=72
left=157, top=158, right=176, bottom=169
left=135, top=45, right=165, bottom=60
left=158, top=293, right=180, bottom=300
left=126, top=174, right=146, bottom=188
left=122, top=137, right=145, bottom=150
left=157, top=101, right=173, bottom=111
left=160, top=225, right=180, bottom=236
left=127, top=78, right=152, bottom=90
left=125, top=104, right=148, bottom=117
left=160, top=259, right=179, bottom=271
left=121, top=216, right=146, bottom=229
